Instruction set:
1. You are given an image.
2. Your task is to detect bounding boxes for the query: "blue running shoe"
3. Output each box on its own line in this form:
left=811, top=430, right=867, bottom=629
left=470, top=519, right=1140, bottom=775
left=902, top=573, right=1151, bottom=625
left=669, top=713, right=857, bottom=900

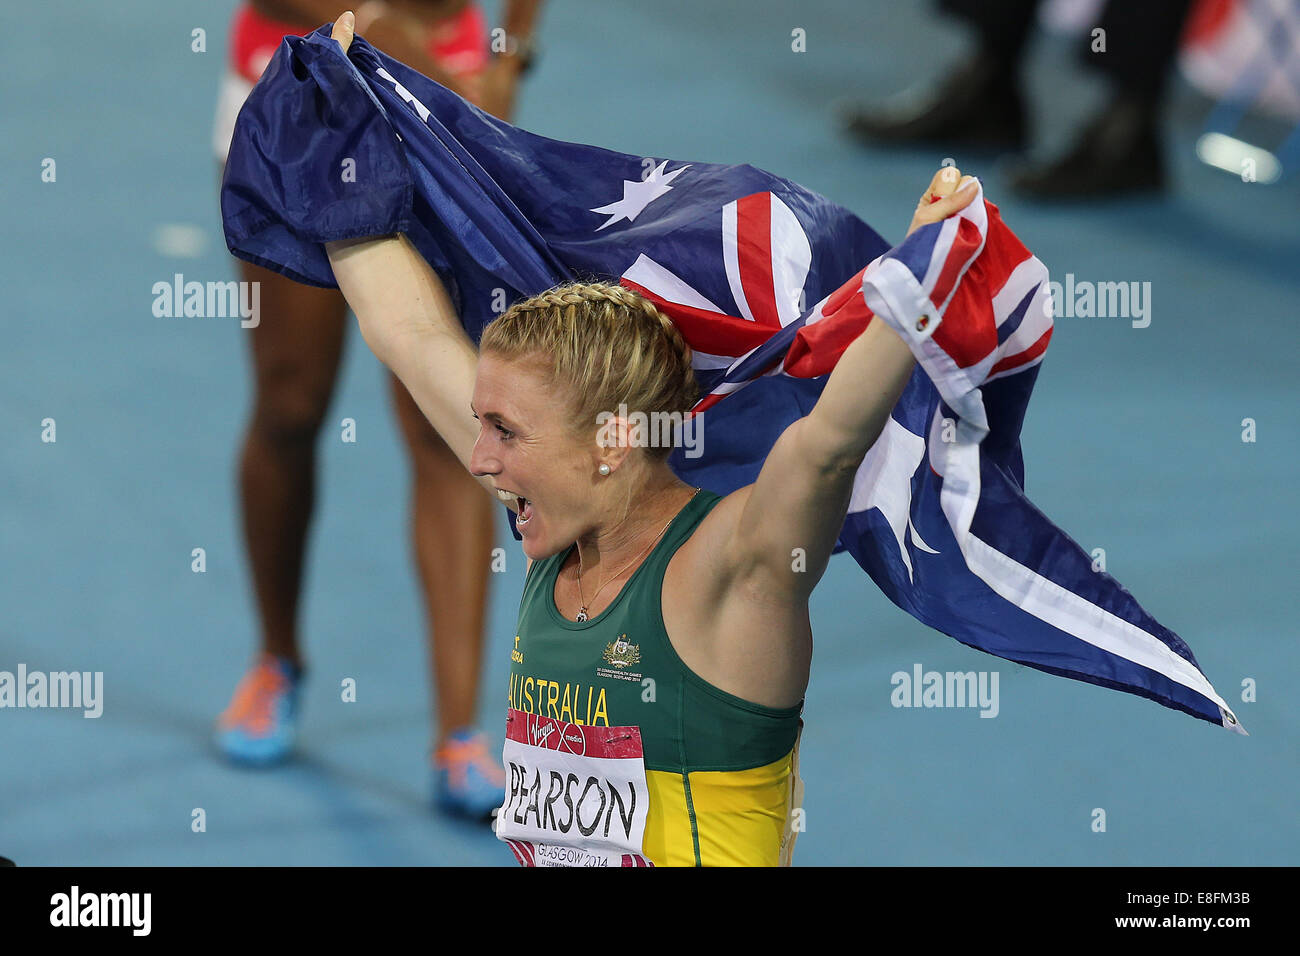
left=215, top=655, right=301, bottom=766
left=433, top=728, right=505, bottom=821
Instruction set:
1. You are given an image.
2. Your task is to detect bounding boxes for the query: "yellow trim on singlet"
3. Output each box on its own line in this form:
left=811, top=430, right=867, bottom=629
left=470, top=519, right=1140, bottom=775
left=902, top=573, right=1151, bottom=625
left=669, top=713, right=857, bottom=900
left=641, top=740, right=802, bottom=867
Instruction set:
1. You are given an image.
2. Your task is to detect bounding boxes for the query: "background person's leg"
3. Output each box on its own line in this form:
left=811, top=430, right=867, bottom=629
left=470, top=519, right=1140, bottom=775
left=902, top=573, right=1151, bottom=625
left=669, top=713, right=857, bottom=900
left=216, top=261, right=349, bottom=765
left=1087, top=0, right=1198, bottom=100
left=1010, top=0, right=1197, bottom=197
left=843, top=0, right=1040, bottom=151
left=941, top=0, right=1040, bottom=63
left=389, top=374, right=502, bottom=818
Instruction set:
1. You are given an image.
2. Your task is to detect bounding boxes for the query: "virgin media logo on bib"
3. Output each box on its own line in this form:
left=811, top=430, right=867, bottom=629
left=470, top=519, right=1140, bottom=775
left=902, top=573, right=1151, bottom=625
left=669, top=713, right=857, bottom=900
left=497, top=709, right=653, bottom=867
left=527, top=718, right=587, bottom=753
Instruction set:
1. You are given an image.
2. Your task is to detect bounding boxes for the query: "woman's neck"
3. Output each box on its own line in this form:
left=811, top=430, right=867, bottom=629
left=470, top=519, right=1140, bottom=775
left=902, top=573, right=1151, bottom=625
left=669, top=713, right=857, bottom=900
left=569, top=477, right=697, bottom=583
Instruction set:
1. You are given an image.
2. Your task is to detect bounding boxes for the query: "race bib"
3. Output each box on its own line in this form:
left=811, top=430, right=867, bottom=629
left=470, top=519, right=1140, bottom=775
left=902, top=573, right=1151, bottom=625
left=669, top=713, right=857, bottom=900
left=496, top=709, right=653, bottom=867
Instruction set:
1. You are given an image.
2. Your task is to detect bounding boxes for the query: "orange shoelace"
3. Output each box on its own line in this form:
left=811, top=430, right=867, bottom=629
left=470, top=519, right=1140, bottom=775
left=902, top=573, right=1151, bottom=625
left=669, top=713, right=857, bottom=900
left=219, top=659, right=289, bottom=737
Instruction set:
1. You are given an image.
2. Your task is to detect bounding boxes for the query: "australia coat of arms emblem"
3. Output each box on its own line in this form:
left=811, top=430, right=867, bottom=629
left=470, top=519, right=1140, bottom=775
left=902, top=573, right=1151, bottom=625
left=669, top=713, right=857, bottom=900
left=602, top=635, right=640, bottom=669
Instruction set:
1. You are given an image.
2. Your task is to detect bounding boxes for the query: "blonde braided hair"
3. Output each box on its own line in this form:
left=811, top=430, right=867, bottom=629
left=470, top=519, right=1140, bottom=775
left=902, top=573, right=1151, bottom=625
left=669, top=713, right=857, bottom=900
left=479, top=282, right=698, bottom=460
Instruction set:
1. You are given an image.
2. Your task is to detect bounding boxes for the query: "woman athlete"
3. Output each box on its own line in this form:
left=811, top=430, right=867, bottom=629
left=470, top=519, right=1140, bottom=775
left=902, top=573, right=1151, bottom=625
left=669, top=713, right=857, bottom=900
left=319, top=11, right=978, bottom=866
left=213, top=0, right=544, bottom=820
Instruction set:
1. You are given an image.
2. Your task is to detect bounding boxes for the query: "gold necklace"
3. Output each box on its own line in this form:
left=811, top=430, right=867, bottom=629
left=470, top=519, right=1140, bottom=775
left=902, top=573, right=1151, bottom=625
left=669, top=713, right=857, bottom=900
left=574, top=488, right=700, bottom=622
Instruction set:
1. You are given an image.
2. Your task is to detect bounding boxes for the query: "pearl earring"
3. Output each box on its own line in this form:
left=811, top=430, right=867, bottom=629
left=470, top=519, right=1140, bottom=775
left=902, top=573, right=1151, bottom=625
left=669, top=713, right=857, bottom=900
left=598, top=464, right=611, bottom=476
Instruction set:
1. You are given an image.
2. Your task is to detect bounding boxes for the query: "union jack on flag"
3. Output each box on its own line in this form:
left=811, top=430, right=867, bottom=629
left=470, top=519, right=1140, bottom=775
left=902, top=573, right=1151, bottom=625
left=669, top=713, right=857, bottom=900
left=221, top=26, right=1242, bottom=733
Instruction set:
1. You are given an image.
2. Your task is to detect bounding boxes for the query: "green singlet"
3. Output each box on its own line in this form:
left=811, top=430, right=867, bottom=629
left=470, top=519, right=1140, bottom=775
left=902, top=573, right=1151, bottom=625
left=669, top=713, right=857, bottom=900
left=497, top=488, right=805, bottom=867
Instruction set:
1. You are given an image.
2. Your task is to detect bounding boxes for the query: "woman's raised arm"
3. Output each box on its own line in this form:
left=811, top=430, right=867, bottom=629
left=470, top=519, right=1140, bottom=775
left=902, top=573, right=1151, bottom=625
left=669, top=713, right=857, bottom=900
left=712, top=168, right=979, bottom=603
left=322, top=14, right=491, bottom=495
left=325, top=234, right=483, bottom=476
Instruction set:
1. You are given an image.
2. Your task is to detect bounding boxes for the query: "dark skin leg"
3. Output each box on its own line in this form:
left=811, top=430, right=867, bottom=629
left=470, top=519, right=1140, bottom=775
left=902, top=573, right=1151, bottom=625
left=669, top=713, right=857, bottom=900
left=228, top=0, right=531, bottom=752
left=235, top=0, right=482, bottom=665
left=237, top=260, right=349, bottom=667
left=389, top=375, right=496, bottom=747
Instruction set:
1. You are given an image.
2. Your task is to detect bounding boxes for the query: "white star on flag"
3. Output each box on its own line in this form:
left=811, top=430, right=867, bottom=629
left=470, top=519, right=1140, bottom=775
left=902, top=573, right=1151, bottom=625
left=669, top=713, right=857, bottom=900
left=590, top=161, right=690, bottom=231
left=848, top=417, right=940, bottom=584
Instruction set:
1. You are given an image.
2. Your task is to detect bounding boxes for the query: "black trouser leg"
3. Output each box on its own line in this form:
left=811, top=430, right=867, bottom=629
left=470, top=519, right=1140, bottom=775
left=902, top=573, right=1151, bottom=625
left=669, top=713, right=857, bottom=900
left=1085, top=0, right=1198, bottom=103
left=940, top=0, right=1041, bottom=69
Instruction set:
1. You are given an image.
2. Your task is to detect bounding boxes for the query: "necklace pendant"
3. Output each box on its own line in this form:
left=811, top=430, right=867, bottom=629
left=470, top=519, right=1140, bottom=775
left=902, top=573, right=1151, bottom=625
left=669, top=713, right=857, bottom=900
left=576, top=607, right=588, bottom=623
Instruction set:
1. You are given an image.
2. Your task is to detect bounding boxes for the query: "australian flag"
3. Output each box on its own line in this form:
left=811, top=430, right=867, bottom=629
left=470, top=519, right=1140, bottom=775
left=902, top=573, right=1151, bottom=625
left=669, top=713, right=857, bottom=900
left=221, top=25, right=1242, bottom=733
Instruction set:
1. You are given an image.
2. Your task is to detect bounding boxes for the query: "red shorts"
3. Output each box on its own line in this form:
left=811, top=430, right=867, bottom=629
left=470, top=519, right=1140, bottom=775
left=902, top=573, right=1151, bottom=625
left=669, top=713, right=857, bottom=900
left=214, top=2, right=488, bottom=160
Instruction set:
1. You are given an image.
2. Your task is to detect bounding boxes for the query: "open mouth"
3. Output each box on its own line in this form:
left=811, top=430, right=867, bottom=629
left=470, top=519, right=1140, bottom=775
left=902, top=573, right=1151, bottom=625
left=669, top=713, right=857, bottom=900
left=495, top=488, right=534, bottom=526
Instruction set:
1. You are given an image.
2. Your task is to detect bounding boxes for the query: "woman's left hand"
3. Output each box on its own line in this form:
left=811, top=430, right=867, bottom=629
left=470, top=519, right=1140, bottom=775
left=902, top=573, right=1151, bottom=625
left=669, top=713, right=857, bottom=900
left=906, top=165, right=979, bottom=238
left=332, top=10, right=357, bottom=53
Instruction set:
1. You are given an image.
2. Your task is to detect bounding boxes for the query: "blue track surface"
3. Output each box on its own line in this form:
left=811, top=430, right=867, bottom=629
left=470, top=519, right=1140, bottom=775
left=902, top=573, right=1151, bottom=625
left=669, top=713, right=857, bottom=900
left=1, top=0, right=1296, bottom=865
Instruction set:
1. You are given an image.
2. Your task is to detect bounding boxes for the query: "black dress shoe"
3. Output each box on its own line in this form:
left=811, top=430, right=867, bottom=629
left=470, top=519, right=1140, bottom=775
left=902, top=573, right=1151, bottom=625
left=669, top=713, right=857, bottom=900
left=1009, top=96, right=1165, bottom=199
left=841, top=54, right=1028, bottom=152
